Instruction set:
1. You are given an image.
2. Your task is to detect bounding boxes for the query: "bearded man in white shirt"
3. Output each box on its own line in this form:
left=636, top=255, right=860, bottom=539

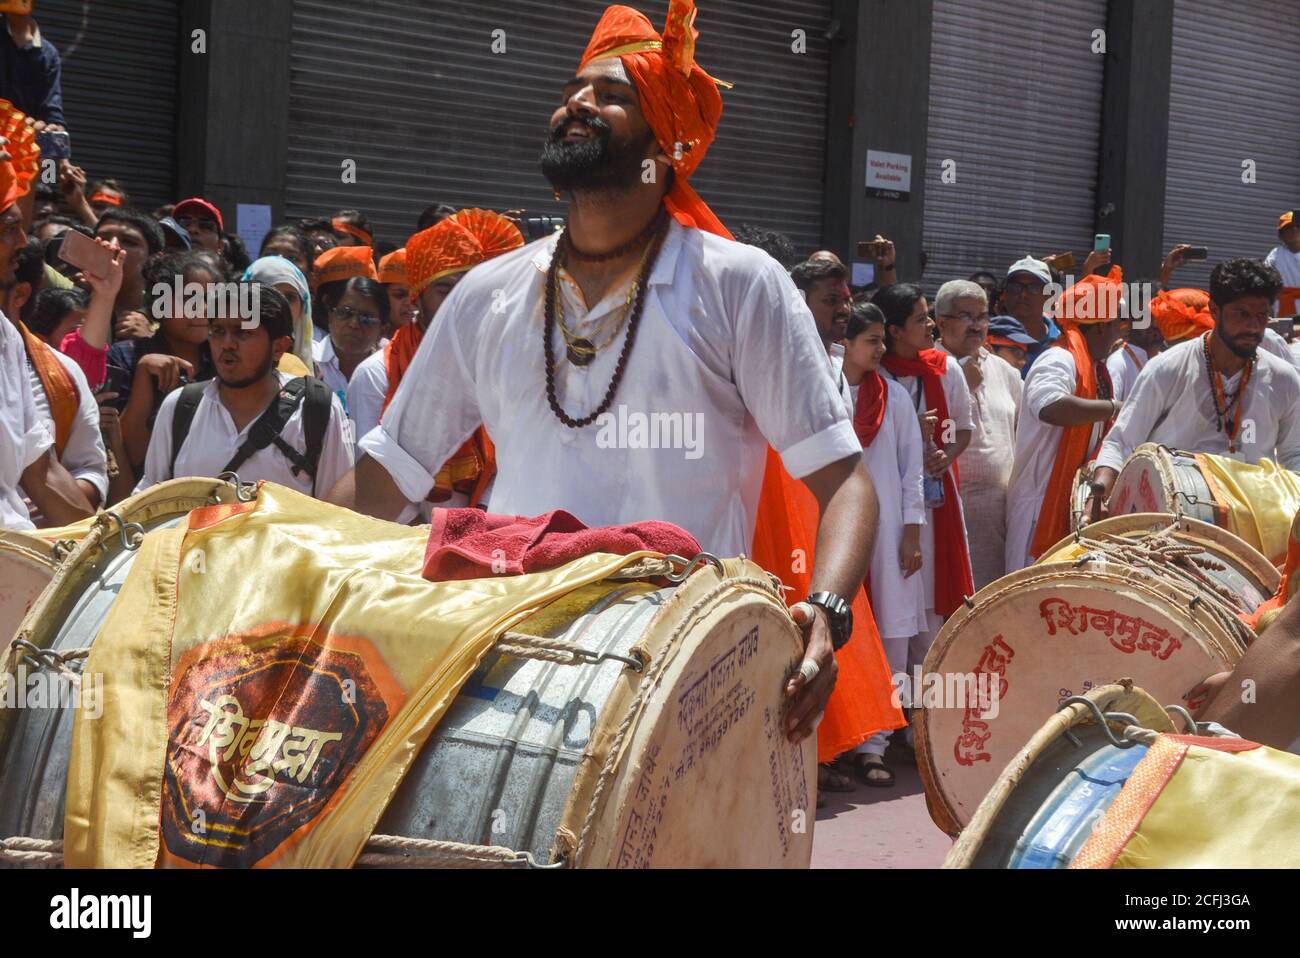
left=328, top=2, right=879, bottom=743
left=1088, top=259, right=1300, bottom=511
left=934, top=279, right=1022, bottom=589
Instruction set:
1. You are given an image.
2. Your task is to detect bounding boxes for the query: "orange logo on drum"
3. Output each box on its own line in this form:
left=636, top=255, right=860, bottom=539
left=953, top=635, right=1014, bottom=767
left=160, top=630, right=402, bottom=867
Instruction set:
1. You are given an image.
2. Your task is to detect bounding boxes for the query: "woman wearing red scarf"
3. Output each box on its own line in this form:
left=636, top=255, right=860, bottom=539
left=874, top=283, right=975, bottom=645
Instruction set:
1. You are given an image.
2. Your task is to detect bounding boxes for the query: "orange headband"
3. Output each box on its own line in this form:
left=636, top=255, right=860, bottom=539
left=90, top=191, right=123, bottom=207
left=332, top=218, right=373, bottom=246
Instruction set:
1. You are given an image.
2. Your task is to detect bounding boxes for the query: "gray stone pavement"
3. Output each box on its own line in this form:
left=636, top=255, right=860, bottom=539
left=810, top=760, right=953, bottom=868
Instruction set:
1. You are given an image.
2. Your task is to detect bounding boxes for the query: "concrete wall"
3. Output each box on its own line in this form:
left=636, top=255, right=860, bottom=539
left=177, top=0, right=292, bottom=240
left=1096, top=0, right=1175, bottom=281
left=823, top=0, right=934, bottom=281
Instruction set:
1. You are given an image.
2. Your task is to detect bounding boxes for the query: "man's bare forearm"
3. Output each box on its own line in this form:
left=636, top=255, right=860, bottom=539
left=23, top=451, right=95, bottom=525
left=327, top=454, right=412, bottom=520
left=1200, top=593, right=1300, bottom=748
left=803, top=455, right=878, bottom=600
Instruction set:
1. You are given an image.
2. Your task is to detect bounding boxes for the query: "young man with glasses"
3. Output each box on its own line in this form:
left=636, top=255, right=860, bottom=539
left=172, top=197, right=224, bottom=254
left=934, top=279, right=1021, bottom=589
left=136, top=284, right=354, bottom=497
left=999, top=256, right=1061, bottom=375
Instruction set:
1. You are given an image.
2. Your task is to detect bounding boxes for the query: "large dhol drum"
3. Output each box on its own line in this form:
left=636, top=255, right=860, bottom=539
left=2, top=488, right=815, bottom=868
left=1108, top=444, right=1220, bottom=526
left=1042, top=513, right=1279, bottom=615
left=915, top=560, right=1244, bottom=835
left=944, top=683, right=1178, bottom=868
left=0, top=533, right=59, bottom=646
left=0, top=479, right=244, bottom=847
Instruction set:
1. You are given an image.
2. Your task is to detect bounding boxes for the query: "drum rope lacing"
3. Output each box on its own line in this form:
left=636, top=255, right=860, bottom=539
left=5, top=638, right=90, bottom=682
left=1069, top=526, right=1257, bottom=650
left=495, top=632, right=645, bottom=672
left=0, top=834, right=562, bottom=869
left=570, top=574, right=787, bottom=867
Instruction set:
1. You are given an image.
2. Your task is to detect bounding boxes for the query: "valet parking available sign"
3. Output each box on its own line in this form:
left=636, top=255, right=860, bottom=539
left=866, top=150, right=912, bottom=200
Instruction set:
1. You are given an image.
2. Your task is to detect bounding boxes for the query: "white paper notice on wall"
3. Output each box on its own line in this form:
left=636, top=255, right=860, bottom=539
left=236, top=204, right=273, bottom=255
left=866, top=150, right=912, bottom=199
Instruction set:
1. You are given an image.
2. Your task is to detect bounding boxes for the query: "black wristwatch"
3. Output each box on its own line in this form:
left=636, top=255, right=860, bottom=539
left=807, top=592, right=853, bottom=651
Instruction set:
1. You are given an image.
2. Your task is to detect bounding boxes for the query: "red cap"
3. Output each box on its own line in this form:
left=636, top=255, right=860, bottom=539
left=173, top=197, right=224, bottom=233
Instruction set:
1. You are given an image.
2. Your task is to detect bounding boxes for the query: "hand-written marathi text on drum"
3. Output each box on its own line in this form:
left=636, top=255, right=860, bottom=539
left=953, top=636, right=1015, bottom=767
left=1037, top=598, right=1183, bottom=661
left=194, top=693, right=343, bottom=802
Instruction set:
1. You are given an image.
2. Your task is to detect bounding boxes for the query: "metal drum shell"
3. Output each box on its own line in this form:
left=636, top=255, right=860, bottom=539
left=0, top=479, right=240, bottom=854
left=945, top=683, right=1177, bottom=868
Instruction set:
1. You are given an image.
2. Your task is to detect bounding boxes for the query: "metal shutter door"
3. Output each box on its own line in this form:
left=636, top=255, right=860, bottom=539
left=287, top=0, right=830, bottom=252
left=1162, top=0, right=1300, bottom=290
left=922, top=0, right=1108, bottom=290
left=38, top=0, right=179, bottom=210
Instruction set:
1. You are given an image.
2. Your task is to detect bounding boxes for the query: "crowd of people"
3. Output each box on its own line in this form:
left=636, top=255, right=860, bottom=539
left=5, top=2, right=1300, bottom=807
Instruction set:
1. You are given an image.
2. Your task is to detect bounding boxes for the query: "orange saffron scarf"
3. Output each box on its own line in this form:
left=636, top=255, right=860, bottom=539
left=19, top=319, right=78, bottom=455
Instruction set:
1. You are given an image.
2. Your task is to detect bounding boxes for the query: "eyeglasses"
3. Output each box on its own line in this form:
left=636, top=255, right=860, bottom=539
left=942, top=311, right=990, bottom=325
left=175, top=215, right=219, bottom=233
left=329, top=304, right=383, bottom=328
left=1004, top=280, right=1045, bottom=296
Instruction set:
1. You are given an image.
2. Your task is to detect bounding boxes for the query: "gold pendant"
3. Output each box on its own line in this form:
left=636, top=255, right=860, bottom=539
left=567, top=338, right=596, bottom=366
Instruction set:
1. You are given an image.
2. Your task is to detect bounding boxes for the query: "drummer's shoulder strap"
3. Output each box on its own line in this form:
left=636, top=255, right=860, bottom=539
left=221, top=377, right=333, bottom=493
left=169, top=381, right=210, bottom=479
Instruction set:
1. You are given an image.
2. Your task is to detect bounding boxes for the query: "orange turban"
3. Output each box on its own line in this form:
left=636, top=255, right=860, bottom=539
left=314, top=245, right=378, bottom=285
left=1150, top=287, right=1212, bottom=344
left=579, top=1, right=732, bottom=239
left=1053, top=266, right=1126, bottom=328
left=377, top=248, right=407, bottom=285
left=0, top=98, right=41, bottom=211
left=405, top=208, right=524, bottom=298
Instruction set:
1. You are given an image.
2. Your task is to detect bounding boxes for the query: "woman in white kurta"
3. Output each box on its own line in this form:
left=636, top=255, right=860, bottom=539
left=875, top=285, right=974, bottom=643
left=838, top=302, right=928, bottom=782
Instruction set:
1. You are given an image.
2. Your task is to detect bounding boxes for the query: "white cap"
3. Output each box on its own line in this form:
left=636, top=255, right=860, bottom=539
left=1006, top=256, right=1052, bottom=285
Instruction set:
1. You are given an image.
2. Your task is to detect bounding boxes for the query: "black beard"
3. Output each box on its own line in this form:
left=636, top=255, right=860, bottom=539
left=540, top=116, right=653, bottom=195
left=217, top=350, right=275, bottom=389
left=1221, top=333, right=1259, bottom=360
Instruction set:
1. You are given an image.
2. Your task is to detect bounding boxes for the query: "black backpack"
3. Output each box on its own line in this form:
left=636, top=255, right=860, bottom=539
left=170, top=376, right=333, bottom=494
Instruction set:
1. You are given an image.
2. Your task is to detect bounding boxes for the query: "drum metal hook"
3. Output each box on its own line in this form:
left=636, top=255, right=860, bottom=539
left=663, top=552, right=725, bottom=583
left=1164, top=704, right=1201, bottom=735
left=1061, top=696, right=1141, bottom=749
left=101, top=511, right=145, bottom=552
left=217, top=472, right=258, bottom=503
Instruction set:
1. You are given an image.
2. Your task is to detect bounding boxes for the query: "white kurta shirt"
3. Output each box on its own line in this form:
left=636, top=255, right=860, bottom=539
left=853, top=377, right=928, bottom=639
left=1106, top=343, right=1147, bottom=404
left=312, top=335, right=355, bottom=408
left=941, top=344, right=1022, bottom=590
left=137, top=371, right=356, bottom=498
left=882, top=352, right=974, bottom=612
left=1262, top=327, right=1300, bottom=372
left=26, top=349, right=108, bottom=504
left=1265, top=245, right=1300, bottom=287
left=1, top=314, right=52, bottom=530
left=360, top=221, right=859, bottom=556
left=346, top=348, right=389, bottom=442
left=1095, top=336, right=1300, bottom=473
left=1005, top=347, right=1106, bottom=573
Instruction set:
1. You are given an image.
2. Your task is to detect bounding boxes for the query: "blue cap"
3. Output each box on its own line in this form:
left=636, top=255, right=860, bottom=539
left=158, top=216, right=193, bottom=250
left=986, top=315, right=1038, bottom=346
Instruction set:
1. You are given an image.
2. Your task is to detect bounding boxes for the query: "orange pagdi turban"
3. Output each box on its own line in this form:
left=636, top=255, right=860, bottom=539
left=0, top=98, right=41, bottom=211
left=314, top=245, right=377, bottom=285
left=377, top=247, right=407, bottom=285
left=1150, top=287, right=1213, bottom=344
left=579, top=1, right=732, bottom=239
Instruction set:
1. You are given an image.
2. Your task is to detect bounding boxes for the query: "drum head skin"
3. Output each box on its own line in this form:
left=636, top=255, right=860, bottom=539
left=0, top=532, right=57, bottom=644
left=1109, top=444, right=1217, bottom=526
left=917, top=564, right=1240, bottom=835
left=563, top=559, right=817, bottom=868
left=946, top=683, right=1176, bottom=868
left=1044, top=512, right=1279, bottom=614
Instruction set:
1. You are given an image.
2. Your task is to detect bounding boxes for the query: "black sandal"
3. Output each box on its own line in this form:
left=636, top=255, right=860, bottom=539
left=852, top=753, right=896, bottom=788
left=818, top=762, right=856, bottom=793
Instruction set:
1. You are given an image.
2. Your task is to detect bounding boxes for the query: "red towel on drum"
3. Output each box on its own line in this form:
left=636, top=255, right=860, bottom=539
left=751, top=447, right=907, bottom=764
left=422, top=508, right=701, bottom=581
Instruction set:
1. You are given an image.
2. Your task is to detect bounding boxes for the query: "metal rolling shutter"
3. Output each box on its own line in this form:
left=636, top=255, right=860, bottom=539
left=287, top=0, right=831, bottom=252
left=1162, top=0, right=1300, bottom=290
left=38, top=0, right=180, bottom=211
left=921, top=0, right=1108, bottom=290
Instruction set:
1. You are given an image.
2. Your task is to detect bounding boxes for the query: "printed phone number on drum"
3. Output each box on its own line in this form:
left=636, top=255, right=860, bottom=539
left=1125, top=895, right=1251, bottom=910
